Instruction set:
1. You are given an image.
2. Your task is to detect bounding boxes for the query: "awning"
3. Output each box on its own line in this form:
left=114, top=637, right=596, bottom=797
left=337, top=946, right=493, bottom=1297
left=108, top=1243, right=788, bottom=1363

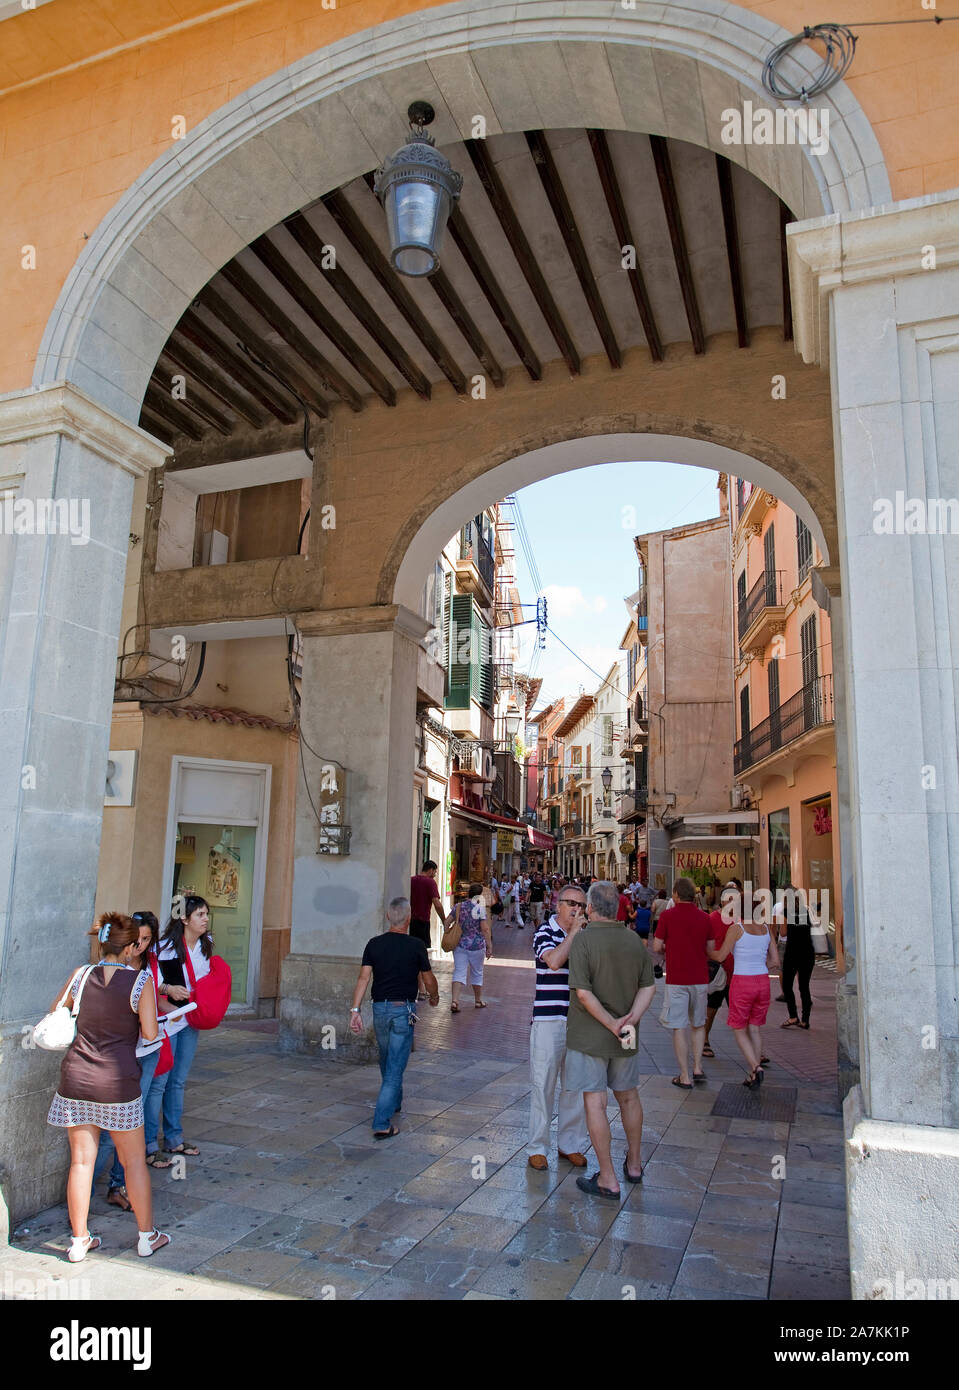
left=527, top=826, right=555, bottom=849
left=680, top=811, right=760, bottom=827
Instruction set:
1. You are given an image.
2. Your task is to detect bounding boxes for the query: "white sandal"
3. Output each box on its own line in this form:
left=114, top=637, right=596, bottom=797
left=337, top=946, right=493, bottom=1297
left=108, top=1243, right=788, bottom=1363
left=67, top=1232, right=102, bottom=1263
left=137, top=1228, right=171, bottom=1258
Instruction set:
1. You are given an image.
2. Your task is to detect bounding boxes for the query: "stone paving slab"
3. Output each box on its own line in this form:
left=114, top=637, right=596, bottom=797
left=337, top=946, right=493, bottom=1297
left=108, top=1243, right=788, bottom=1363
left=3, top=927, right=847, bottom=1301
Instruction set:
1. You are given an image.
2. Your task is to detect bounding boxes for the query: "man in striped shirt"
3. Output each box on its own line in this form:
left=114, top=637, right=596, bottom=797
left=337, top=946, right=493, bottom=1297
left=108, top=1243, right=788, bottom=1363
left=527, top=884, right=590, bottom=1171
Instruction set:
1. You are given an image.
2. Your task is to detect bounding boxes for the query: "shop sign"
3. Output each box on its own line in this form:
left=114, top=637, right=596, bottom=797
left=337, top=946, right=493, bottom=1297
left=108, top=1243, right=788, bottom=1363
left=674, top=850, right=740, bottom=872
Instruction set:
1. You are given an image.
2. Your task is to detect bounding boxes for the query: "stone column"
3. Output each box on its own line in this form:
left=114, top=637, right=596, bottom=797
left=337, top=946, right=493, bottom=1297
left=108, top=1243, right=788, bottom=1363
left=278, top=604, right=432, bottom=1063
left=790, top=191, right=959, bottom=1298
left=0, top=384, right=168, bottom=1233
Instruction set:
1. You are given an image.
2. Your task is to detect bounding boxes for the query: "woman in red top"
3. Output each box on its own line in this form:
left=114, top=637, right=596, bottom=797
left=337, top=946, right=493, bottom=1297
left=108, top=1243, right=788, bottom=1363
left=47, top=913, right=171, bottom=1262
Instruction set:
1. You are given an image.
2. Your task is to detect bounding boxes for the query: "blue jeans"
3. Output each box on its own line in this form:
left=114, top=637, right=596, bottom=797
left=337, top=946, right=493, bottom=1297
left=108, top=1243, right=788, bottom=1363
left=91, top=1047, right=160, bottom=1189
left=371, top=1002, right=414, bottom=1132
left=143, top=1026, right=199, bottom=1153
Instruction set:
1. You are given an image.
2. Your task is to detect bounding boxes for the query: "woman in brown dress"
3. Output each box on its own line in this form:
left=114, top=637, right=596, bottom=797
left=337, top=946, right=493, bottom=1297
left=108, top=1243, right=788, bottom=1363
left=47, top=912, right=171, bottom=1262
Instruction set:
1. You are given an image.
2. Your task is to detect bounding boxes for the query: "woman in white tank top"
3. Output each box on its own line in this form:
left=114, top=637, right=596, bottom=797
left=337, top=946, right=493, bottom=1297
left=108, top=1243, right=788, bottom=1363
left=709, top=900, right=781, bottom=1088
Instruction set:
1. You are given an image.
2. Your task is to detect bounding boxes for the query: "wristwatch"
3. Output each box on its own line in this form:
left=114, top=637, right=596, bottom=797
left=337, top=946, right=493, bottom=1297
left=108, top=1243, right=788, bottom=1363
left=350, top=1007, right=360, bottom=1013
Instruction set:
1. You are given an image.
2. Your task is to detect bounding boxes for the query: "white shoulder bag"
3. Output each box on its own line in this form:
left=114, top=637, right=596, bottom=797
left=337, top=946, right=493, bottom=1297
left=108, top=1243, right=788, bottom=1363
left=33, top=965, right=95, bottom=1051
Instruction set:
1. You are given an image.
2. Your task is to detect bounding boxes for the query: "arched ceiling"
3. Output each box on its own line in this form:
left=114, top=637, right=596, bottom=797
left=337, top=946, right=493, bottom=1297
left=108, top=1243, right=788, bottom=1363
left=141, top=128, right=793, bottom=455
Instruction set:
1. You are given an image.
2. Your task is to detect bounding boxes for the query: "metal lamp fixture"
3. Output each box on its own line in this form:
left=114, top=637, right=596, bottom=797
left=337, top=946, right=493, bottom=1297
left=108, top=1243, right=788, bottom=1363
left=374, top=101, right=463, bottom=277
left=601, top=766, right=613, bottom=794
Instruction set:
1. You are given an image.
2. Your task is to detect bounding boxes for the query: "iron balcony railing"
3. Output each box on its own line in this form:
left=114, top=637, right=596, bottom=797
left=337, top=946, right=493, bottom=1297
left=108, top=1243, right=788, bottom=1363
left=459, top=522, right=495, bottom=593
left=734, top=674, right=834, bottom=774
left=738, top=569, right=785, bottom=642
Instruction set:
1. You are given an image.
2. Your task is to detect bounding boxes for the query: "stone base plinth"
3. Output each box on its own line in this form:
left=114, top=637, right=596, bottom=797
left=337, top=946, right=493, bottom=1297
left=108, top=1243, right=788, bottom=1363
left=835, top=973, right=861, bottom=1103
left=278, top=953, right=379, bottom=1064
left=845, top=1086, right=959, bottom=1300
left=0, top=1025, right=73, bottom=1236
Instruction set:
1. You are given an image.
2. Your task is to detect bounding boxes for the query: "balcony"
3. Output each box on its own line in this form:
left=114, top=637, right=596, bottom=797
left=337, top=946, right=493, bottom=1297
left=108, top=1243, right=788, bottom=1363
left=562, top=818, right=584, bottom=839
left=457, top=522, right=495, bottom=598
left=616, top=786, right=648, bottom=824
left=735, top=674, right=834, bottom=775
left=738, top=569, right=787, bottom=650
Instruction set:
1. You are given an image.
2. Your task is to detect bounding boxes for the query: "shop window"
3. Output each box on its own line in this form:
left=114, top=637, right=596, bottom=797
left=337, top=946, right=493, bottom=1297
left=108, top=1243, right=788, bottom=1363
left=768, top=808, right=791, bottom=890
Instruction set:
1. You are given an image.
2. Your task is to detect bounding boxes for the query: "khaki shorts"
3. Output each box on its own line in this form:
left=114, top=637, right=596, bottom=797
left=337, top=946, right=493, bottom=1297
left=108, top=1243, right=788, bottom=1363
left=664, top=982, right=709, bottom=1029
left=564, top=1047, right=644, bottom=1093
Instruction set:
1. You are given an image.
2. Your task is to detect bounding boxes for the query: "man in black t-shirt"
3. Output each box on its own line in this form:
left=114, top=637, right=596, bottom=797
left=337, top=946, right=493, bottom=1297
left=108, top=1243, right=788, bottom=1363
left=527, top=873, right=547, bottom=928
left=349, top=897, right=439, bottom=1137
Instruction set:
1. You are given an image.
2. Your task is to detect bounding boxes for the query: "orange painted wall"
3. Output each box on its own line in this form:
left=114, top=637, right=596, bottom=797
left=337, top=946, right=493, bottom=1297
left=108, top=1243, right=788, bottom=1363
left=1, top=0, right=958, bottom=394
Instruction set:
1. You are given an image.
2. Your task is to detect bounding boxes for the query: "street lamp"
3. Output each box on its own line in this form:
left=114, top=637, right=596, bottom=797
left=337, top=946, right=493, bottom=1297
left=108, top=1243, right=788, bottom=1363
left=601, top=766, right=612, bottom=794
left=374, top=101, right=463, bottom=277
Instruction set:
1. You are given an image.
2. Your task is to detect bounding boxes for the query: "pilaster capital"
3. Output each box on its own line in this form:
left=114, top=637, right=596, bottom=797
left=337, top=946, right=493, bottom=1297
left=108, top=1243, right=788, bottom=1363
left=296, top=604, right=433, bottom=643
left=0, top=382, right=169, bottom=477
left=788, top=190, right=959, bottom=367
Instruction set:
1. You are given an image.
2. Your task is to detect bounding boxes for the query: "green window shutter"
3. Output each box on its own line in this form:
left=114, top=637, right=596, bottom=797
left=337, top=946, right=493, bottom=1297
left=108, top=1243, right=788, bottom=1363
left=475, top=611, right=493, bottom=710
left=445, top=592, right=473, bottom=709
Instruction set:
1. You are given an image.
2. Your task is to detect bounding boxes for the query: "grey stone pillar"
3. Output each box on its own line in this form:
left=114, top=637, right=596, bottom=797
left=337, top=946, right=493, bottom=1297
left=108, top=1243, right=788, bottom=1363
left=791, top=191, right=959, bottom=1298
left=0, top=385, right=167, bottom=1234
left=279, top=605, right=431, bottom=1063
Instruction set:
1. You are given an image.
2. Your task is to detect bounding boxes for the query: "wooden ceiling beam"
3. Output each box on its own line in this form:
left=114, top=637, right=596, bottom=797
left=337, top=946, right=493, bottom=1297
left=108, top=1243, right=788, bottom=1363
left=320, top=189, right=467, bottom=394
left=173, top=317, right=299, bottom=425
left=194, top=286, right=332, bottom=419
left=158, top=341, right=267, bottom=428
left=447, top=209, right=542, bottom=381
left=526, top=130, right=621, bottom=370
left=142, top=387, right=205, bottom=441
left=587, top=129, right=663, bottom=363
left=780, top=201, right=794, bottom=343
left=248, top=234, right=396, bottom=407
left=153, top=358, right=234, bottom=435
left=649, top=135, right=705, bottom=355
left=139, top=407, right=176, bottom=448
left=465, top=138, right=581, bottom=375
left=215, top=262, right=363, bottom=412
left=283, top=213, right=432, bottom=400
left=715, top=154, right=750, bottom=349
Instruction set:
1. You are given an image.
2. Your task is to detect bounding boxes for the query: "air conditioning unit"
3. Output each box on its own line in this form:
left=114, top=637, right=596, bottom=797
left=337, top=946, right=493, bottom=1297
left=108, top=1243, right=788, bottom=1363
left=482, top=749, right=495, bottom=782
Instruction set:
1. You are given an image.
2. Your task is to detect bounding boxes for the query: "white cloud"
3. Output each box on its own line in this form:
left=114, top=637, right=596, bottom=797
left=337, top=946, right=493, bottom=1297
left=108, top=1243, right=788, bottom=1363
left=541, top=584, right=610, bottom=620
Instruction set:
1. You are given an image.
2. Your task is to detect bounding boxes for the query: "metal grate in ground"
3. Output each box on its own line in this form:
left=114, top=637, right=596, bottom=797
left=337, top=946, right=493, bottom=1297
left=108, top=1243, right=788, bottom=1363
left=711, top=1082, right=798, bottom=1124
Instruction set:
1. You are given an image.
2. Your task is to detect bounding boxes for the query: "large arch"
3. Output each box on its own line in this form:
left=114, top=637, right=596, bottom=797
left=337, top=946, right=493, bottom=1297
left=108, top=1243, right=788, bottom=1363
left=32, top=0, right=890, bottom=420
left=389, top=425, right=831, bottom=611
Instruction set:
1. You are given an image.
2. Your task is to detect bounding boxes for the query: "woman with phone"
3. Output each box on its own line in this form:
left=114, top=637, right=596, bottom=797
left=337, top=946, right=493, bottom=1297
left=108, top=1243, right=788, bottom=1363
left=143, top=895, right=212, bottom=1167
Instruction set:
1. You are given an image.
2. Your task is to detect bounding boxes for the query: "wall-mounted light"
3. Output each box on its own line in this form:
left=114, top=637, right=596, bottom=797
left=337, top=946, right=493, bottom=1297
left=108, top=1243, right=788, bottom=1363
left=374, top=101, right=463, bottom=277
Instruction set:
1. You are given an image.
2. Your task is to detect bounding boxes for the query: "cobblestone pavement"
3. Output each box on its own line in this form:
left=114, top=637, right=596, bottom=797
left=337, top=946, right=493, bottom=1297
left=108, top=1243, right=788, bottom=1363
left=2, top=922, right=849, bottom=1301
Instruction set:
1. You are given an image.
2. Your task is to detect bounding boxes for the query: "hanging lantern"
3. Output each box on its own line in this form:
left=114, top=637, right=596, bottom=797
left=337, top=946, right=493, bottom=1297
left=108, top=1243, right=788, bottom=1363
left=374, top=101, right=463, bottom=277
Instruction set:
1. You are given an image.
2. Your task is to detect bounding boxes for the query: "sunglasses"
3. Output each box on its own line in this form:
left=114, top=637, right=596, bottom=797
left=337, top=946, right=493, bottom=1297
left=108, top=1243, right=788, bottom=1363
left=559, top=899, right=586, bottom=908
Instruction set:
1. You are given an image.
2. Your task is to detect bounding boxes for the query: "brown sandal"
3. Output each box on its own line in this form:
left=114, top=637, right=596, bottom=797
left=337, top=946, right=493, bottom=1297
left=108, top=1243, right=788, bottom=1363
left=107, top=1185, right=132, bottom=1211
left=145, top=1151, right=174, bottom=1169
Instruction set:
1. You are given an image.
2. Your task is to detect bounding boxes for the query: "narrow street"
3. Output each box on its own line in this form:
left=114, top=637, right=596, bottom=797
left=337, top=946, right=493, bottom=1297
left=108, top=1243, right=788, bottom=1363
left=4, top=920, right=847, bottom=1301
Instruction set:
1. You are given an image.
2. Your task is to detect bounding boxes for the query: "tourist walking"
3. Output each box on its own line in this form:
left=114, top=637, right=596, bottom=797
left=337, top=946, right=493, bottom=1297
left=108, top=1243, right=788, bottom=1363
left=651, top=878, right=720, bottom=1088
left=143, top=895, right=212, bottom=1167
left=709, top=903, right=780, bottom=1086
left=566, top=882, right=656, bottom=1200
left=409, top=860, right=446, bottom=958
left=527, top=882, right=589, bottom=1172
left=527, top=872, right=548, bottom=928
left=46, top=912, right=170, bottom=1261
left=445, top=884, right=492, bottom=1011
left=702, top=880, right=741, bottom=1058
left=509, top=875, right=525, bottom=928
left=350, top=897, right=438, bottom=1137
left=776, top=886, right=815, bottom=1029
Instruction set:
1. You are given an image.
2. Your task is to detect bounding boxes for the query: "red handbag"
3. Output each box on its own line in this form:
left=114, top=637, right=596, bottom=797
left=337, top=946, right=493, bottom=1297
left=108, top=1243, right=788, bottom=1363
left=148, top=955, right=174, bottom=1077
left=182, top=948, right=232, bottom=1030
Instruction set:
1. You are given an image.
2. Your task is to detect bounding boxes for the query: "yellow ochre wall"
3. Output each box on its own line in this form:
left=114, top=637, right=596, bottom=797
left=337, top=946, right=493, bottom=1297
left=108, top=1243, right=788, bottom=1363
left=1, top=0, right=958, bottom=392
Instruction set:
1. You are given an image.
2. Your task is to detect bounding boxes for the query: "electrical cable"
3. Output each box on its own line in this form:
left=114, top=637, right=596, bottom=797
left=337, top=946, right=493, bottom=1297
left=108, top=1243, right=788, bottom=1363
left=121, top=640, right=207, bottom=705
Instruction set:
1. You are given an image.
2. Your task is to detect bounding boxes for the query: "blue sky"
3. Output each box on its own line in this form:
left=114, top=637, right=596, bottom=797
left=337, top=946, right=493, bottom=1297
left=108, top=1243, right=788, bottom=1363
left=509, top=460, right=722, bottom=711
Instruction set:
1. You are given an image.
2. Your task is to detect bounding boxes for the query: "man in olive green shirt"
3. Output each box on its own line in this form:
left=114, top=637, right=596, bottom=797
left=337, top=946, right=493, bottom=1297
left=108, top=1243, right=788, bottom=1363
left=566, top=881, right=656, bottom=1199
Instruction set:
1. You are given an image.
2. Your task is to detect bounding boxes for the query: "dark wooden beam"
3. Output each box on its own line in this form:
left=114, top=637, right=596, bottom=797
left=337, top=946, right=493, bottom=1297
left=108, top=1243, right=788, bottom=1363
left=587, top=129, right=663, bottom=364
left=160, top=338, right=267, bottom=428
left=780, top=201, right=794, bottom=343
left=715, top=155, right=750, bottom=349
left=193, top=288, right=331, bottom=419
left=525, top=130, right=621, bottom=369
left=139, top=407, right=176, bottom=448
left=447, top=209, right=541, bottom=381
left=174, top=316, right=299, bottom=425
left=248, top=234, right=396, bottom=407
left=648, top=135, right=705, bottom=355
left=319, top=190, right=467, bottom=394
left=143, top=388, right=205, bottom=441
left=283, top=213, right=432, bottom=400
left=215, top=262, right=364, bottom=412
left=153, top=359, right=234, bottom=435
left=465, top=138, right=581, bottom=375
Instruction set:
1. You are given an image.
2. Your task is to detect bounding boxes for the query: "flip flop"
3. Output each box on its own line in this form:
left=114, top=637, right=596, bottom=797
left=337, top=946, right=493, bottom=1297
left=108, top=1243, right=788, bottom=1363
left=106, top=1185, right=132, bottom=1212
left=702, top=1045, right=715, bottom=1058
left=781, top=1018, right=801, bottom=1028
left=622, top=1158, right=644, bottom=1184
left=692, top=1071, right=707, bottom=1083
left=671, top=1077, right=693, bottom=1090
left=373, top=1126, right=399, bottom=1140
left=576, top=1172, right=620, bottom=1201
left=474, top=1001, right=488, bottom=1009
left=450, top=1003, right=460, bottom=1013
left=145, top=1151, right=174, bottom=1169
left=167, top=1142, right=199, bottom=1156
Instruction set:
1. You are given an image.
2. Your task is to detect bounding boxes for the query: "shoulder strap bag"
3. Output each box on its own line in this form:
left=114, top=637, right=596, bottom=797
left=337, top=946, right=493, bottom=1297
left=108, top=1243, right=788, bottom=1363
left=33, top=965, right=95, bottom=1051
